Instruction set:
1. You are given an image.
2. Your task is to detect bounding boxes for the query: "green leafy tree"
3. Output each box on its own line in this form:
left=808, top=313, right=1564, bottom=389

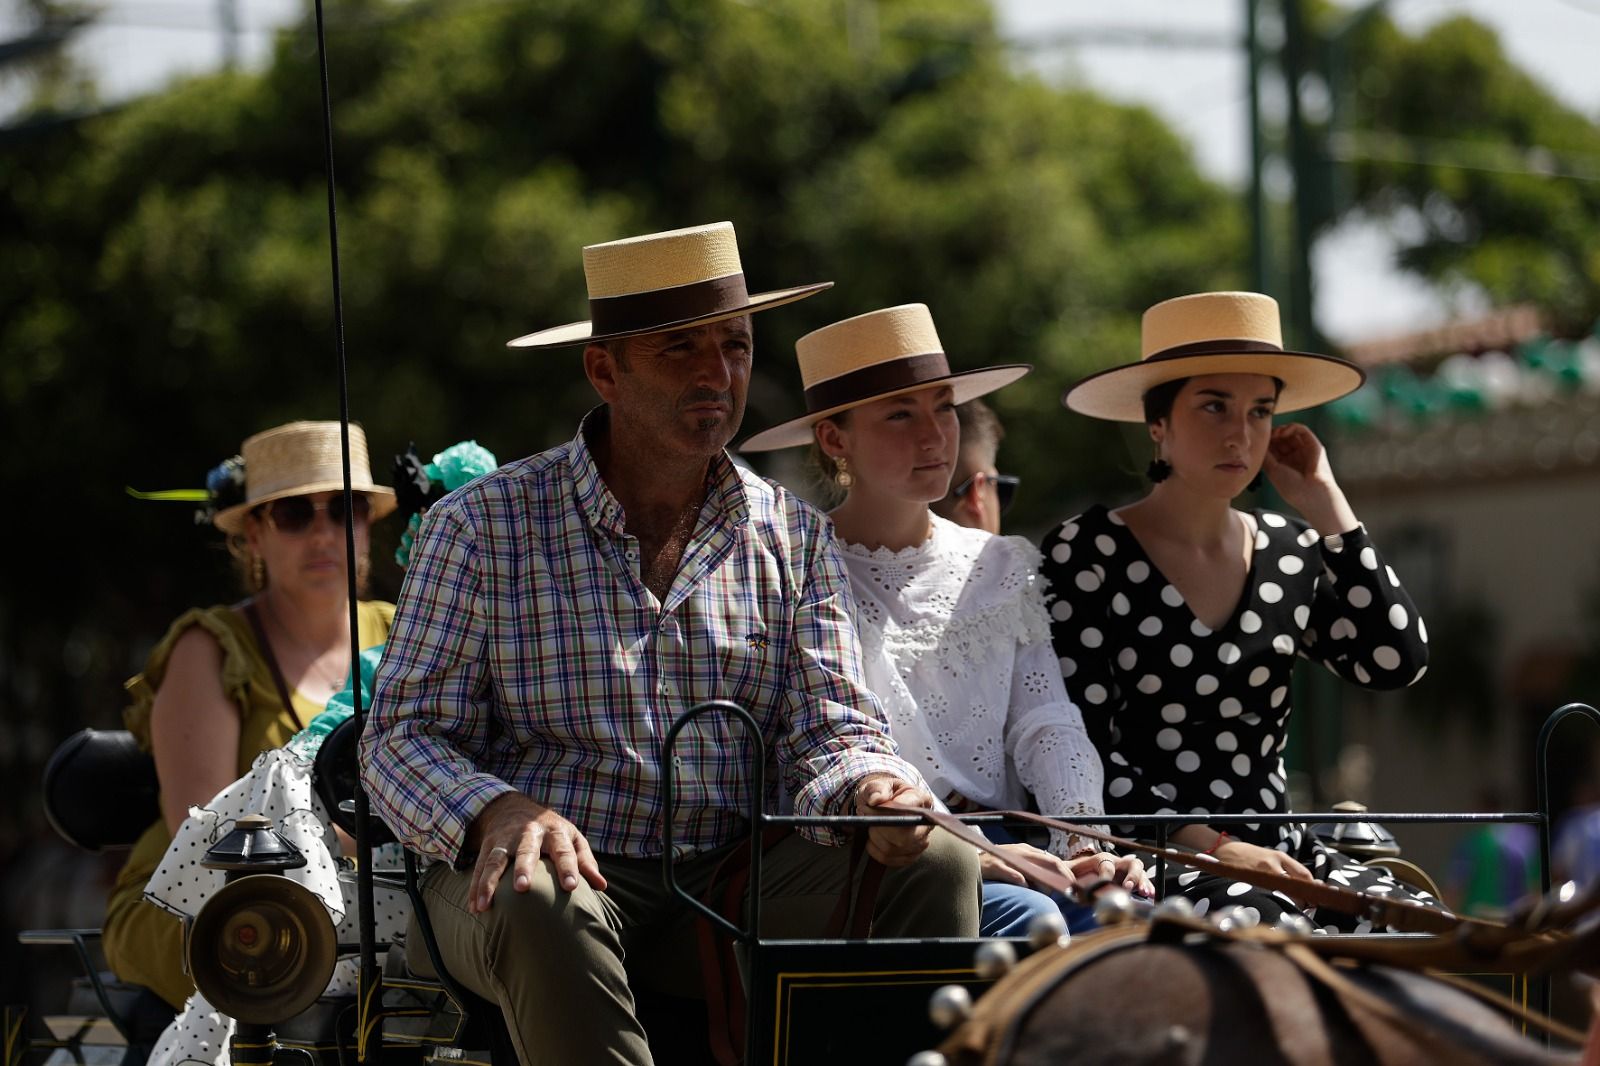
left=1327, top=8, right=1600, bottom=332
left=0, top=0, right=96, bottom=120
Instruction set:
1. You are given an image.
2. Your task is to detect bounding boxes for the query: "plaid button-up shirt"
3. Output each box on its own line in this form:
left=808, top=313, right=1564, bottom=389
left=361, top=408, right=919, bottom=863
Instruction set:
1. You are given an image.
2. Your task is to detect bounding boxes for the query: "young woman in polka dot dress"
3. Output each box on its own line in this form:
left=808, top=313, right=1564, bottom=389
left=742, top=304, right=1151, bottom=931
left=1041, top=292, right=1436, bottom=931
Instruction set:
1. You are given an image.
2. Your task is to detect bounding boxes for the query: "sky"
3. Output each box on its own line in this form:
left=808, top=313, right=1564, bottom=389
left=7, top=0, right=1600, bottom=344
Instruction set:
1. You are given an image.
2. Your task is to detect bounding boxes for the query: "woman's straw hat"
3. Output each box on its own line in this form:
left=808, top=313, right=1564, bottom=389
left=739, top=304, right=1030, bottom=452
left=506, top=221, right=831, bottom=349
left=1063, top=291, right=1365, bottom=422
left=213, top=421, right=397, bottom=534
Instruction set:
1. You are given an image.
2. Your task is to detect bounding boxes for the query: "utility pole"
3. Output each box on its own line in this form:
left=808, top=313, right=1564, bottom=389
left=1245, top=0, right=1269, bottom=294
left=219, top=0, right=239, bottom=70
left=1281, top=0, right=1324, bottom=355
left=1246, top=0, right=1341, bottom=802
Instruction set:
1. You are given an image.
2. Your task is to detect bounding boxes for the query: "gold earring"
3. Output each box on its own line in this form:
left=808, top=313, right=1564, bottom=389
left=835, top=456, right=853, bottom=489
left=252, top=554, right=266, bottom=591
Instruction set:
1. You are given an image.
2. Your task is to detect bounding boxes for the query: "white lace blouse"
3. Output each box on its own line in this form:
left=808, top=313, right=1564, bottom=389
left=838, top=514, right=1106, bottom=857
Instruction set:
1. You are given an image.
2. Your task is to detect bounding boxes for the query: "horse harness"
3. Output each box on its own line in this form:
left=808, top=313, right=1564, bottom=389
left=873, top=803, right=1600, bottom=1062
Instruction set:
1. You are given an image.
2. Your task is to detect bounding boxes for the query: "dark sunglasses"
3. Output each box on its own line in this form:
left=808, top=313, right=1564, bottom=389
left=258, top=493, right=371, bottom=534
left=951, top=472, right=1020, bottom=516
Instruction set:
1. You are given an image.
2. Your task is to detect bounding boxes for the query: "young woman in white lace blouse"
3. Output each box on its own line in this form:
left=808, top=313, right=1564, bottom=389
left=743, top=305, right=1151, bottom=926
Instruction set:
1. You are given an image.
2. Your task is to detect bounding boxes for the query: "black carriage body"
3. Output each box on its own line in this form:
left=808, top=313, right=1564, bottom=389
left=11, top=702, right=1590, bottom=1066
left=750, top=937, right=1020, bottom=1063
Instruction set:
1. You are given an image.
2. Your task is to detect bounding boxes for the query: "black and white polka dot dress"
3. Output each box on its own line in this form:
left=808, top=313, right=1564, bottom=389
left=143, top=748, right=411, bottom=1066
left=1040, top=504, right=1437, bottom=930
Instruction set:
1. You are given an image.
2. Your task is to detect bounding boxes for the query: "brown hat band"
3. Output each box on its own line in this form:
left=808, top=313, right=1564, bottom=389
left=588, top=273, right=750, bottom=337
left=804, top=352, right=951, bottom=413
left=1144, top=338, right=1284, bottom=363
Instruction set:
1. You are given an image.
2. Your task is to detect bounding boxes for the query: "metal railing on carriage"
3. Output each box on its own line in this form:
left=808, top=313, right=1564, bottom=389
left=11, top=699, right=1599, bottom=1066
left=654, top=699, right=1600, bottom=1062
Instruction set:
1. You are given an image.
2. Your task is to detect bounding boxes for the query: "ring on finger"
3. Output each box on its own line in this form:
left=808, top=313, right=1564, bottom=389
left=489, top=846, right=509, bottom=858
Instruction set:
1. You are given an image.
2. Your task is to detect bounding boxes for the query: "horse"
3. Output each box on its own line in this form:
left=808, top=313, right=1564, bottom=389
left=893, top=806, right=1600, bottom=1066
left=927, top=912, right=1586, bottom=1065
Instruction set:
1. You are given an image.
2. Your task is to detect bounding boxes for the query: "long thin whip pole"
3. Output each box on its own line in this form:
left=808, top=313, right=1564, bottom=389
left=308, top=0, right=382, bottom=1057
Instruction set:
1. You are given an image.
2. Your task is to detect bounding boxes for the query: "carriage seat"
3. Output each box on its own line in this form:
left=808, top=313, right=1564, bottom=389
left=18, top=929, right=160, bottom=1051
left=62, top=968, right=148, bottom=1032
left=24, top=730, right=168, bottom=1060
left=43, top=729, right=160, bottom=852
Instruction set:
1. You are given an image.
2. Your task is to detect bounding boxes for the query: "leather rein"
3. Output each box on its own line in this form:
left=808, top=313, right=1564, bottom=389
left=878, top=803, right=1581, bottom=945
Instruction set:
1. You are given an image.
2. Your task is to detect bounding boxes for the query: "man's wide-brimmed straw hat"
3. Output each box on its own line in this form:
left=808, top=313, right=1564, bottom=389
left=505, top=221, right=831, bottom=350
left=1063, top=291, right=1365, bottom=423
left=739, top=303, right=1031, bottom=452
left=214, top=421, right=397, bottom=534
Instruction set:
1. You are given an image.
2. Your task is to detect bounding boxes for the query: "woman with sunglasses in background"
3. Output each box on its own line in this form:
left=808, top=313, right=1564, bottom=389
left=104, top=421, right=397, bottom=1021
left=744, top=306, right=1150, bottom=937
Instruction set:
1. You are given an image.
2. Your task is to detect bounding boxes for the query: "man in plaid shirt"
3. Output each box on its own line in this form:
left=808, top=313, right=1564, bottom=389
left=361, top=223, right=980, bottom=1064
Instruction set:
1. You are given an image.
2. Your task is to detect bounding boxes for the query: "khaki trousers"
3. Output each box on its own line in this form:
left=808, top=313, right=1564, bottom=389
left=413, top=831, right=980, bottom=1065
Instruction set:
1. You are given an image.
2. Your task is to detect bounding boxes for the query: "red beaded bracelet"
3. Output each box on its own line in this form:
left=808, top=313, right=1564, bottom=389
left=1202, top=830, right=1230, bottom=856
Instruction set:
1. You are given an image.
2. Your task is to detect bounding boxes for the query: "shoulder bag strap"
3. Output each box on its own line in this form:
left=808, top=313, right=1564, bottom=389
left=242, top=599, right=307, bottom=733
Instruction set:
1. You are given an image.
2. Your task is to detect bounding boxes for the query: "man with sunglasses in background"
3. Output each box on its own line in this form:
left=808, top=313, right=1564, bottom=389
left=932, top=398, right=1020, bottom=534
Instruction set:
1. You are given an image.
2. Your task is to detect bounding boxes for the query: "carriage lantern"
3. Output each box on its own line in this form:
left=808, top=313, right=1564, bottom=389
left=1309, top=800, right=1401, bottom=859
left=198, top=812, right=309, bottom=874
left=188, top=813, right=338, bottom=1065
